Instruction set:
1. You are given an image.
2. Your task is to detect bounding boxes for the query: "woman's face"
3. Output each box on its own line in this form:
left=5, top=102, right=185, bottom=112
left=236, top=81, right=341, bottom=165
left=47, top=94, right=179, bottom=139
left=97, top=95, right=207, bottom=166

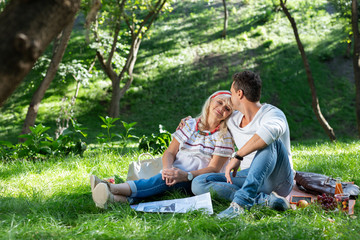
left=208, top=97, right=232, bottom=122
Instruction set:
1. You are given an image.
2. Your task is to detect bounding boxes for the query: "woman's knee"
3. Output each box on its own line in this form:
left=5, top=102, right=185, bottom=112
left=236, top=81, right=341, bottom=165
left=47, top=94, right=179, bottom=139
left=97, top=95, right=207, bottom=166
left=191, top=174, right=210, bottom=195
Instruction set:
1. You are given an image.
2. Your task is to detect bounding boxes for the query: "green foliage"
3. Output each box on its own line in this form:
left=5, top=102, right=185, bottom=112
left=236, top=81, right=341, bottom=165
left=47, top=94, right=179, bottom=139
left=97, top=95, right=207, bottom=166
left=97, top=116, right=138, bottom=147
left=0, top=121, right=87, bottom=161
left=0, top=0, right=358, bottom=144
left=1, top=1, right=360, bottom=238
left=54, top=119, right=88, bottom=156
left=58, top=59, right=93, bottom=85
left=0, top=0, right=9, bottom=12
left=327, top=0, right=356, bottom=45
left=97, top=116, right=121, bottom=144
left=89, top=29, right=128, bottom=74
left=119, top=120, right=138, bottom=147
left=329, top=0, right=352, bottom=19
left=139, top=124, right=171, bottom=154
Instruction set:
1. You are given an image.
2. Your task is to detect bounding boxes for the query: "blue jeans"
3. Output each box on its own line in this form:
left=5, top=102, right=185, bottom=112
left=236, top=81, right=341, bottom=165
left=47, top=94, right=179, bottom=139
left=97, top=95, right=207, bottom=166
left=191, top=140, right=294, bottom=209
left=127, top=173, right=192, bottom=204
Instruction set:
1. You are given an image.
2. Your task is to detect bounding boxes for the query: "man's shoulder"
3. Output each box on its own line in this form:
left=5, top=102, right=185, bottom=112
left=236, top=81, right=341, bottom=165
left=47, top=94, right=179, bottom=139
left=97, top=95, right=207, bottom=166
left=260, top=103, right=285, bottom=116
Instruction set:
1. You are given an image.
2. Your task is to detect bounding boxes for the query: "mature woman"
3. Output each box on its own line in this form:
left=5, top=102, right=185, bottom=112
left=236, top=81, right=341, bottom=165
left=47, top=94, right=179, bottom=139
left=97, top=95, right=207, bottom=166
left=91, top=90, right=234, bottom=208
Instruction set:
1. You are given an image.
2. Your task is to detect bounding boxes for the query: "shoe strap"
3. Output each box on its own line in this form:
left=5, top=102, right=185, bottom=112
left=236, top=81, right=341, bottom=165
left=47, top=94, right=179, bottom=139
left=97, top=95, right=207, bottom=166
left=230, top=202, right=244, bottom=213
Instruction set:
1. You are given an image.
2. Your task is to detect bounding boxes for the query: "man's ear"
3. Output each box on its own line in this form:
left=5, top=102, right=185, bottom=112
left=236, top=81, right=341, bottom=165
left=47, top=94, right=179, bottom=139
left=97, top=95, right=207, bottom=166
left=238, top=89, right=244, bottom=99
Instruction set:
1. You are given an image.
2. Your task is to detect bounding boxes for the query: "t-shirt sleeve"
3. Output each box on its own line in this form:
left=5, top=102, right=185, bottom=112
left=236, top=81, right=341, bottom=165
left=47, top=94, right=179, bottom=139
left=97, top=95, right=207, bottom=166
left=256, top=108, right=288, bottom=145
left=213, top=131, right=234, bottom=157
left=172, top=118, right=195, bottom=145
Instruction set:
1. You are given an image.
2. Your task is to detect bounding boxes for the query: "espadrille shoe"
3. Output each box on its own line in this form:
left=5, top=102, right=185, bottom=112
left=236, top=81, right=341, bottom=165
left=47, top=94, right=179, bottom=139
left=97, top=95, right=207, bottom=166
left=90, top=175, right=101, bottom=192
left=92, top=182, right=114, bottom=209
left=90, top=175, right=110, bottom=192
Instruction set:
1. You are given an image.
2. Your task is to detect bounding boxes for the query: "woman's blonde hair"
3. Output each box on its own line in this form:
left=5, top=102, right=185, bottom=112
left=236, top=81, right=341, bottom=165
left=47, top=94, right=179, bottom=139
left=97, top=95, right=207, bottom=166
left=196, top=90, right=232, bottom=137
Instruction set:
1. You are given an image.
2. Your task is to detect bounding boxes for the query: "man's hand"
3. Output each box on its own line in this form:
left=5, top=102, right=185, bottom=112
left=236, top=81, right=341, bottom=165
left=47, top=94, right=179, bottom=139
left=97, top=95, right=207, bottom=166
left=176, top=116, right=192, bottom=130
left=225, top=158, right=241, bottom=184
left=162, top=167, right=188, bottom=186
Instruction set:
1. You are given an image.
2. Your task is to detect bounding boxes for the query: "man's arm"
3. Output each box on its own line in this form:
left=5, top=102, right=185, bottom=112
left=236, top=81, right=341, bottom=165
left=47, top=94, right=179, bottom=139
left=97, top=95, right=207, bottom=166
left=237, top=134, right=267, bottom=157
left=225, top=134, right=266, bottom=183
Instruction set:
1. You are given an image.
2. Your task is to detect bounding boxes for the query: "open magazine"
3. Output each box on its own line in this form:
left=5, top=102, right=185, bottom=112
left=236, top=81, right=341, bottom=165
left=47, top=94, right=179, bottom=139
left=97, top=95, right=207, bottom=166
left=130, top=192, right=213, bottom=214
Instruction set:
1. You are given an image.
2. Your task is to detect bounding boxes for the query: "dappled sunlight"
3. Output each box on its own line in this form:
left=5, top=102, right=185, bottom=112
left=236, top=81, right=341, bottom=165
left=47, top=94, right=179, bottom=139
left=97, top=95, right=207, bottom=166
left=1, top=139, right=359, bottom=240
left=1, top=0, right=360, bottom=238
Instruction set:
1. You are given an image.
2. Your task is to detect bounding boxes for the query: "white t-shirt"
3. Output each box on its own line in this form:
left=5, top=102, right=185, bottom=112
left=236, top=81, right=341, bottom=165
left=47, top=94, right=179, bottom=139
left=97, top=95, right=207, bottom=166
left=227, top=104, right=292, bottom=170
left=172, top=118, right=234, bottom=172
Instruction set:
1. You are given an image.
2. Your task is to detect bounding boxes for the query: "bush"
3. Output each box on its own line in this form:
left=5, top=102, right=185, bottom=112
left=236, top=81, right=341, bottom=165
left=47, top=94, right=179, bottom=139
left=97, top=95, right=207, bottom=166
left=138, top=124, right=172, bottom=154
left=0, top=120, right=87, bottom=161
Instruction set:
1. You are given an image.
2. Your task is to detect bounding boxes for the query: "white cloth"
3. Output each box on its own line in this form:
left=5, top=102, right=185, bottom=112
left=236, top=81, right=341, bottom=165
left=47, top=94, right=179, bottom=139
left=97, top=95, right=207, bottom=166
left=227, top=104, right=292, bottom=170
left=172, top=118, right=234, bottom=173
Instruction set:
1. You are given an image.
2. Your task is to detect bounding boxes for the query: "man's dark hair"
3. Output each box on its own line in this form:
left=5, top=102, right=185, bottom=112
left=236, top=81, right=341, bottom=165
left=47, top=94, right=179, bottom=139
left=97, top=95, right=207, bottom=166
left=232, top=70, right=262, bottom=102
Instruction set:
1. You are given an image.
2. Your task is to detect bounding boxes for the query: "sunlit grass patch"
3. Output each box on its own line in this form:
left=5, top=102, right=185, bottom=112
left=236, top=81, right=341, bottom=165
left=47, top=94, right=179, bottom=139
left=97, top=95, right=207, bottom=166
left=1, top=140, right=360, bottom=239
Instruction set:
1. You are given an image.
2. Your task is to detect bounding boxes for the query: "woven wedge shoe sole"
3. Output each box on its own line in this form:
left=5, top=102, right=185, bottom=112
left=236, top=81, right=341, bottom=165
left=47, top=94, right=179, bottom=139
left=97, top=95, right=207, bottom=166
left=90, top=175, right=102, bottom=192
left=92, top=183, right=114, bottom=209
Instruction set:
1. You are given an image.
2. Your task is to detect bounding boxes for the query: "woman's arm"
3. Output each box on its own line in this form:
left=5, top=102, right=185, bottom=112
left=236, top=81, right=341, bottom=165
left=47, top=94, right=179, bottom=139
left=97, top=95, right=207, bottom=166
left=162, top=138, right=180, bottom=169
left=162, top=155, right=229, bottom=186
left=161, top=138, right=180, bottom=183
left=191, top=155, right=228, bottom=178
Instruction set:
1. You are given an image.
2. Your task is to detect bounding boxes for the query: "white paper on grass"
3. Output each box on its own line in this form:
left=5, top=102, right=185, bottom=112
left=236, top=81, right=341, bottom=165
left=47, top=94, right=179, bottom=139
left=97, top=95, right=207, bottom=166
left=130, top=192, right=213, bottom=214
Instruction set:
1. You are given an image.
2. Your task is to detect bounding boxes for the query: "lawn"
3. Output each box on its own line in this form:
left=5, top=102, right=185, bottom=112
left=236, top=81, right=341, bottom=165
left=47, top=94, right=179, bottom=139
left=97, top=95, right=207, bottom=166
left=1, top=0, right=360, bottom=239
left=0, top=141, right=359, bottom=239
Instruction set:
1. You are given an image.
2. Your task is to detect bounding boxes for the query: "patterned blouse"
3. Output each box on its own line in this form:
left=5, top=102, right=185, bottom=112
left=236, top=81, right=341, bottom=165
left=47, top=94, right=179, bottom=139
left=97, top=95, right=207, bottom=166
left=172, top=118, right=234, bottom=172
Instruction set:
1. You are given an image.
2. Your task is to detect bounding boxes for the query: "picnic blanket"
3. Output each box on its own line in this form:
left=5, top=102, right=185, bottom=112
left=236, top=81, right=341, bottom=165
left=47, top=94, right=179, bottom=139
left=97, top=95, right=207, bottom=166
left=286, top=180, right=355, bottom=214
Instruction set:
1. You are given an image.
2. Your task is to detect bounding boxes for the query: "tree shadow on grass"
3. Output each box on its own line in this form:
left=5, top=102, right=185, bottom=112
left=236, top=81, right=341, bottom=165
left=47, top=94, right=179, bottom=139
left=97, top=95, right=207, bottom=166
left=138, top=1, right=272, bottom=64
left=0, top=185, right=196, bottom=227
left=0, top=192, right=96, bottom=228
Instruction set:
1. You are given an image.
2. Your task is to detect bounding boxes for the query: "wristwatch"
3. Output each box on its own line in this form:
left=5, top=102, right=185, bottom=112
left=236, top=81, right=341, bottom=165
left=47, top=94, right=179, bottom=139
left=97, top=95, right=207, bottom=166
left=231, top=152, right=243, bottom=161
left=187, top=172, right=194, bottom=181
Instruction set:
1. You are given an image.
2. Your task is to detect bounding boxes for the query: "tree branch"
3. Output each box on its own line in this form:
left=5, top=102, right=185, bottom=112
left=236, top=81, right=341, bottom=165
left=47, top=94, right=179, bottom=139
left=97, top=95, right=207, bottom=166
left=280, top=0, right=336, bottom=141
left=106, top=24, right=120, bottom=68
left=96, top=50, right=117, bottom=80
left=0, top=0, right=81, bottom=106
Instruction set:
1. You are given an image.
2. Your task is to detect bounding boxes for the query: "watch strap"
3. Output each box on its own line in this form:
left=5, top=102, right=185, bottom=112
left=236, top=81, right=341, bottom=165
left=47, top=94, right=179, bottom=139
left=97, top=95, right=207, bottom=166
left=187, top=172, right=193, bottom=181
left=232, top=152, right=243, bottom=161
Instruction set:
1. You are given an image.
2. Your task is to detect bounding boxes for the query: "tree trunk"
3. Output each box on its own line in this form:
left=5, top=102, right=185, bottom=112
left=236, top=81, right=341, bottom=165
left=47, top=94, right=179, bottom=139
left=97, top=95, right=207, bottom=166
left=280, top=0, right=336, bottom=141
left=96, top=48, right=120, bottom=117
left=0, top=0, right=81, bottom=107
left=96, top=0, right=167, bottom=118
left=109, top=77, right=121, bottom=117
left=352, top=0, right=360, bottom=137
left=21, top=18, right=75, bottom=136
left=221, top=0, right=228, bottom=38
left=108, top=38, right=142, bottom=117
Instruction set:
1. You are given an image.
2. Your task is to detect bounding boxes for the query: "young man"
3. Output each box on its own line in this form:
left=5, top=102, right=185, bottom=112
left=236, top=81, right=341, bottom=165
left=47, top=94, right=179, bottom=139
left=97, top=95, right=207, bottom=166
left=191, top=70, right=294, bottom=219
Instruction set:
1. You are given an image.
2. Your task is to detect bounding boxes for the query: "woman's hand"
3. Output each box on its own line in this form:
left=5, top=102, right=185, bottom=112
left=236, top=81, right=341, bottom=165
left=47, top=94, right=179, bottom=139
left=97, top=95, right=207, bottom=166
left=162, top=167, right=188, bottom=186
left=161, top=168, right=174, bottom=185
left=225, top=158, right=240, bottom=184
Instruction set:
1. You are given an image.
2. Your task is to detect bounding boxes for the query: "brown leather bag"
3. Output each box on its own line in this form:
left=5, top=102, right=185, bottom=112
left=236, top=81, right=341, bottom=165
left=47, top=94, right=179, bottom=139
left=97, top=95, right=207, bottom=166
left=295, top=171, right=359, bottom=199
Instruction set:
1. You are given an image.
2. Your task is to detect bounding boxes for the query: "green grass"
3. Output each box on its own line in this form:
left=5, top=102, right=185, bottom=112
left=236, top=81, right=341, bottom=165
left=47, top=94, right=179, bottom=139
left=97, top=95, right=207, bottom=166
left=1, top=0, right=360, bottom=238
left=0, top=0, right=357, bottom=144
left=0, top=141, right=359, bottom=239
